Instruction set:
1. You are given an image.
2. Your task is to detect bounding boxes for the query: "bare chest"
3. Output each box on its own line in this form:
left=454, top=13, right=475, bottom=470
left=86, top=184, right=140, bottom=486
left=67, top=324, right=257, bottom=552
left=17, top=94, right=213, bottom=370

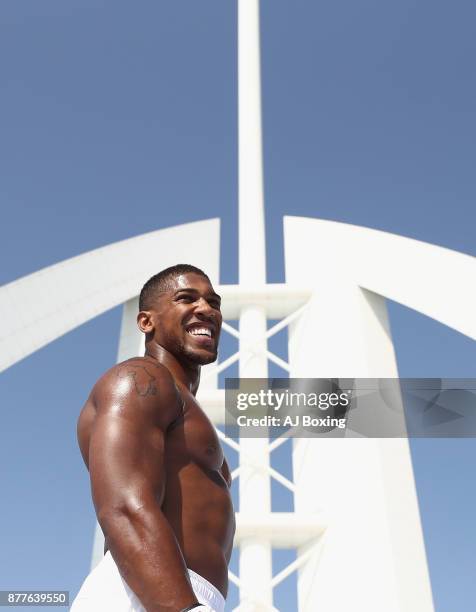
left=166, top=393, right=224, bottom=472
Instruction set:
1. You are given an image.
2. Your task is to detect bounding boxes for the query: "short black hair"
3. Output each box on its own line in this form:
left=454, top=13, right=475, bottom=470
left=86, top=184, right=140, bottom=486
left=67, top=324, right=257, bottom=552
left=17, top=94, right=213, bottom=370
left=139, top=264, right=210, bottom=311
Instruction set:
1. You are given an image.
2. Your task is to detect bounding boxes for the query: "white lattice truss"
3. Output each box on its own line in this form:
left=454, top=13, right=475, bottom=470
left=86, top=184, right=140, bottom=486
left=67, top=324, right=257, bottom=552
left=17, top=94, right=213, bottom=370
left=205, top=305, right=325, bottom=612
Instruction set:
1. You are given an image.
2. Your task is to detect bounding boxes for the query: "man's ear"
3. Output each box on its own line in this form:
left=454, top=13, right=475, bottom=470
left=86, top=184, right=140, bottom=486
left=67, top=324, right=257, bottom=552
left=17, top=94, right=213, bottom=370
left=137, top=310, right=154, bottom=334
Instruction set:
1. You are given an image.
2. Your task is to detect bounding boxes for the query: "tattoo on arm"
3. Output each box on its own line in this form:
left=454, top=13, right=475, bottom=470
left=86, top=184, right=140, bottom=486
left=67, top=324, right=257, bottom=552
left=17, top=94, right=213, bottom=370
left=117, top=364, right=158, bottom=397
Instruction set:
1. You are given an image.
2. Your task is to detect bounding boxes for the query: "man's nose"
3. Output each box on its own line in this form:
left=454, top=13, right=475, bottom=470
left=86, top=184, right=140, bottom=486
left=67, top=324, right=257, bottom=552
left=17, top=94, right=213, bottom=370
left=194, top=297, right=214, bottom=316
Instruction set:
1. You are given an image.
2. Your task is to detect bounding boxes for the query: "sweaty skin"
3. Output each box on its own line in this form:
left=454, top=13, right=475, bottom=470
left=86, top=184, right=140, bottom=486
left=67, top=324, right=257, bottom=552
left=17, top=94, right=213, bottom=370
left=77, top=273, right=235, bottom=612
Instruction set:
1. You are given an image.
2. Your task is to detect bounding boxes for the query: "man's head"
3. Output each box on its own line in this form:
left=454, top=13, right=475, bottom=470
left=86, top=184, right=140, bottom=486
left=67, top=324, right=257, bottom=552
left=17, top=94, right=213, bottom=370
left=137, top=264, right=222, bottom=366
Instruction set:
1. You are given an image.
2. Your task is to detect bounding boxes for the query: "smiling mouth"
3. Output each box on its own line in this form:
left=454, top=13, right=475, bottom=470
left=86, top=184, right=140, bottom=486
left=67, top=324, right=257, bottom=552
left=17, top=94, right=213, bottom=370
left=187, top=327, right=213, bottom=339
left=185, top=323, right=216, bottom=346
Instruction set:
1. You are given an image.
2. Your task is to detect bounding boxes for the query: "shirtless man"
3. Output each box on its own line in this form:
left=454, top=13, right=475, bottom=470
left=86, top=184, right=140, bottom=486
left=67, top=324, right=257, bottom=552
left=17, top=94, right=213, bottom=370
left=71, top=264, right=235, bottom=612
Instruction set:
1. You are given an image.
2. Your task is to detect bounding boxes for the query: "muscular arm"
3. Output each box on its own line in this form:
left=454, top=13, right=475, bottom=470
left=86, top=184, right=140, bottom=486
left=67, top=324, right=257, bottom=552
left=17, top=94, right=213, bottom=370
left=87, top=360, right=198, bottom=612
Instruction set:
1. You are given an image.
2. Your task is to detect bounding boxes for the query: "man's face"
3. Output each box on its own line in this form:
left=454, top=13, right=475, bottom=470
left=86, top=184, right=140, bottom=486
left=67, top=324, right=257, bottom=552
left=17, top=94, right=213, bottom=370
left=151, top=272, right=222, bottom=366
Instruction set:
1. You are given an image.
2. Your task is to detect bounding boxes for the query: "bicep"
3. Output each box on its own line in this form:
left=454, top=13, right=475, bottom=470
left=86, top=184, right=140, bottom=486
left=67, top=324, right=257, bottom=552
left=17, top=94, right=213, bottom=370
left=88, top=408, right=170, bottom=540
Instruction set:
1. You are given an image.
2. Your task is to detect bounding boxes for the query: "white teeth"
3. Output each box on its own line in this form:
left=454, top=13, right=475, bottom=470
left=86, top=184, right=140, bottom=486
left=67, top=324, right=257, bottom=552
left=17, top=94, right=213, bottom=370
left=188, top=327, right=212, bottom=337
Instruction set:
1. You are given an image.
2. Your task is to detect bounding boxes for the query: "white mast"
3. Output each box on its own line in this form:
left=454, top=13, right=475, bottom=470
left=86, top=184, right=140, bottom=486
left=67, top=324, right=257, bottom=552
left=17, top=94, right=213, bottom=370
left=237, top=0, right=273, bottom=609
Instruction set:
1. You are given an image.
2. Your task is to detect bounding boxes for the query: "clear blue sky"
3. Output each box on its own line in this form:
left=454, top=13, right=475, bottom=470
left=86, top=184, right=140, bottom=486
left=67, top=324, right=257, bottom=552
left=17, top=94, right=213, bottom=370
left=0, top=1, right=475, bottom=611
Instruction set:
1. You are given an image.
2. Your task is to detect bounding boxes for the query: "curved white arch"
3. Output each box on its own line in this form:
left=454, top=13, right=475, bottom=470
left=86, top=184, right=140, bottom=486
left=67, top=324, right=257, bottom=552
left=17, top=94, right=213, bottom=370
left=0, top=219, right=220, bottom=373
left=284, top=215, right=476, bottom=340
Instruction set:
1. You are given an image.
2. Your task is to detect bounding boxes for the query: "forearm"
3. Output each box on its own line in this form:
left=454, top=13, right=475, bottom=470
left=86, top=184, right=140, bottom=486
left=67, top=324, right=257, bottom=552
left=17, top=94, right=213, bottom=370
left=100, top=504, right=197, bottom=612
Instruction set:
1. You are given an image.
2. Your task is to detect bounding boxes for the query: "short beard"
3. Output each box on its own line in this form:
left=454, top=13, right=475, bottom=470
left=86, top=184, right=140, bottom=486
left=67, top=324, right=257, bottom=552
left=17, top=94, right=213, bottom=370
left=182, top=346, right=218, bottom=366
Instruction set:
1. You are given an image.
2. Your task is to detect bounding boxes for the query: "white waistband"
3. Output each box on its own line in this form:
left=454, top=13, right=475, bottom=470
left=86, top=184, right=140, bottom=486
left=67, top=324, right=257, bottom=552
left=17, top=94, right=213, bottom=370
left=187, top=567, right=225, bottom=612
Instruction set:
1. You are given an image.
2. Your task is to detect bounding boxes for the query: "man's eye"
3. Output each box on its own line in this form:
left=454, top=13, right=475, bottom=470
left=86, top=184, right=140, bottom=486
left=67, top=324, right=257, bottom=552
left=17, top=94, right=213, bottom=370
left=178, top=296, right=194, bottom=302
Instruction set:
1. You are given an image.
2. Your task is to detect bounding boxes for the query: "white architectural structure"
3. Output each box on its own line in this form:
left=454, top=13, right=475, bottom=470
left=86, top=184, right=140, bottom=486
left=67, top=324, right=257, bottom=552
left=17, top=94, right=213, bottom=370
left=2, top=218, right=475, bottom=611
left=2, top=1, right=476, bottom=610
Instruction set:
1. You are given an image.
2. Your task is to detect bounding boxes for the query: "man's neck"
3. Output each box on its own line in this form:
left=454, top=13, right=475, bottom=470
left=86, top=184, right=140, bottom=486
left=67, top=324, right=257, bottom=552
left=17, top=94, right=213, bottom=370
left=144, top=343, right=200, bottom=395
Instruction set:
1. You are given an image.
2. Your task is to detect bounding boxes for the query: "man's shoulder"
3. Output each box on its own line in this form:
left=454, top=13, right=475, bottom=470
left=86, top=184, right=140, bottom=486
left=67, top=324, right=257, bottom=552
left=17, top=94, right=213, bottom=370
left=92, top=357, right=181, bottom=413
left=115, top=357, right=177, bottom=393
